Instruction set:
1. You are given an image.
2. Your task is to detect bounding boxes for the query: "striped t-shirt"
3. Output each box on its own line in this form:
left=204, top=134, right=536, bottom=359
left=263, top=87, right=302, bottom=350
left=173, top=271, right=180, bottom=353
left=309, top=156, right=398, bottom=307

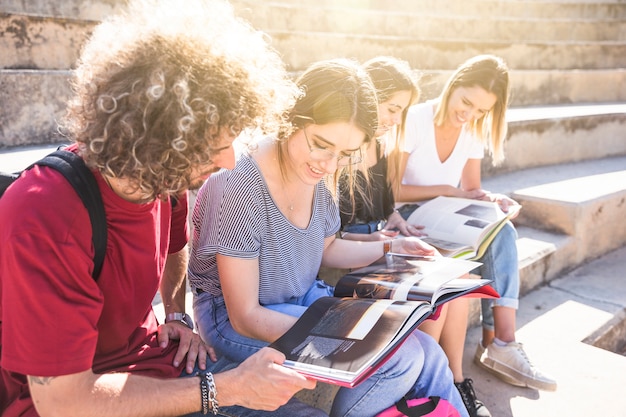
left=188, top=152, right=341, bottom=305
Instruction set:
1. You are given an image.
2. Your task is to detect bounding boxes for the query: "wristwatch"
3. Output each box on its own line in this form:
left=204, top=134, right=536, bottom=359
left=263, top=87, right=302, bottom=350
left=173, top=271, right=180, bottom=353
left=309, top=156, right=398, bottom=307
left=165, top=312, right=194, bottom=330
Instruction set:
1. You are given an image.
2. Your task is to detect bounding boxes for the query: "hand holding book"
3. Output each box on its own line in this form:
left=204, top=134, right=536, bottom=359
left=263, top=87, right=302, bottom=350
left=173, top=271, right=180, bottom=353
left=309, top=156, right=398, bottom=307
left=269, top=255, right=499, bottom=387
left=403, top=196, right=521, bottom=260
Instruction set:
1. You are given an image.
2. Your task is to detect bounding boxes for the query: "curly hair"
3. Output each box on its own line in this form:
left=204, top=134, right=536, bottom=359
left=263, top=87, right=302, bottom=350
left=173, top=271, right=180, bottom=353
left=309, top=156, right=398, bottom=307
left=63, top=0, right=298, bottom=200
left=434, top=54, right=510, bottom=165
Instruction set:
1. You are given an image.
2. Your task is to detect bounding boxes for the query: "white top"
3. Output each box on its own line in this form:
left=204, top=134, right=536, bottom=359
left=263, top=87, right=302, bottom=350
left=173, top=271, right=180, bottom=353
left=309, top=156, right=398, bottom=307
left=401, top=101, right=484, bottom=188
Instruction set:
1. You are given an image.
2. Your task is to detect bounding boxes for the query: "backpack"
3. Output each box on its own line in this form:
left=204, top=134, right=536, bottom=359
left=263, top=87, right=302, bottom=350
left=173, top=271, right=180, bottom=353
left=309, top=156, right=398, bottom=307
left=376, top=396, right=462, bottom=417
left=0, top=149, right=107, bottom=279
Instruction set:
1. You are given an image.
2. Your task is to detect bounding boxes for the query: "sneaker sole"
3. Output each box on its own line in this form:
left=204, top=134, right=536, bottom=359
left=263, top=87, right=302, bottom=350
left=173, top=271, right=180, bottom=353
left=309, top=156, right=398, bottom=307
left=476, top=356, right=557, bottom=392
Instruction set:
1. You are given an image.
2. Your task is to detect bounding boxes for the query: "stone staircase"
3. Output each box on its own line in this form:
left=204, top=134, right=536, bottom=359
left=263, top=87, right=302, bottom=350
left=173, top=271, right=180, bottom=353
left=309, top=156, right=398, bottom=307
left=1, top=0, right=626, bottom=413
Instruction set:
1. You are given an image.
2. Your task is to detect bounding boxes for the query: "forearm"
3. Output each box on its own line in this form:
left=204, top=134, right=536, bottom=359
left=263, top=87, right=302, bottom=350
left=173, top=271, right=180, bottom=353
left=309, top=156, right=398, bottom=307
left=30, top=371, right=201, bottom=417
left=230, top=304, right=298, bottom=343
left=322, top=238, right=386, bottom=269
left=396, top=183, right=459, bottom=203
left=160, top=247, right=189, bottom=314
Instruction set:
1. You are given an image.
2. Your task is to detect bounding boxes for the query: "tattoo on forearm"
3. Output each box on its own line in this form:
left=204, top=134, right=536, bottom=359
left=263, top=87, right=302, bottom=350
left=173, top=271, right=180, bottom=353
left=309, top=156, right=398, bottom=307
left=28, top=376, right=56, bottom=386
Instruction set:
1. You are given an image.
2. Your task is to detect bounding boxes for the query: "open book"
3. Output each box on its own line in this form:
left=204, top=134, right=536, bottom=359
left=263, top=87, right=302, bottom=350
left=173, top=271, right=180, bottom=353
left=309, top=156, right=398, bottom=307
left=404, top=196, right=521, bottom=260
left=269, top=255, right=498, bottom=387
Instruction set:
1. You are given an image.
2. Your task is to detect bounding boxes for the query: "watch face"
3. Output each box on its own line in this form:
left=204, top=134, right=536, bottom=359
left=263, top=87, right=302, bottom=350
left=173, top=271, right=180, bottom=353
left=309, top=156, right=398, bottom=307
left=166, top=313, right=194, bottom=330
left=182, top=314, right=194, bottom=330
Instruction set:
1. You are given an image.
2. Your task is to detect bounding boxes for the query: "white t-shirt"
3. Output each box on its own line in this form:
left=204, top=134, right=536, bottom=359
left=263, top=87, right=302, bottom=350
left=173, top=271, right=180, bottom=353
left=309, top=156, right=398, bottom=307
left=401, top=101, right=484, bottom=188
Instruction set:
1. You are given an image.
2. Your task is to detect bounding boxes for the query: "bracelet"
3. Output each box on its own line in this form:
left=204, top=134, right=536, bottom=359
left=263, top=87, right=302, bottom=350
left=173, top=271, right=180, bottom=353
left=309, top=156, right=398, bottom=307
left=383, top=240, right=392, bottom=255
left=198, top=372, right=219, bottom=415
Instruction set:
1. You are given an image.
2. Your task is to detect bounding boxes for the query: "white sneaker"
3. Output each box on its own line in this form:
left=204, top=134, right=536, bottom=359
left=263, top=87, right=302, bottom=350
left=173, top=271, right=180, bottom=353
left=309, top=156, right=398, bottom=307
left=474, top=341, right=557, bottom=391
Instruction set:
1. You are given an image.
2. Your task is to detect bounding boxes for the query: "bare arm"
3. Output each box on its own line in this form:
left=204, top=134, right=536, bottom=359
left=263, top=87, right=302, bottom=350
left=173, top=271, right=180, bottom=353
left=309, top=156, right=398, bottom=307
left=459, top=158, right=482, bottom=192
left=29, top=348, right=315, bottom=417
left=461, top=158, right=520, bottom=215
left=159, top=247, right=217, bottom=372
left=160, top=247, right=189, bottom=315
left=216, top=254, right=298, bottom=343
left=321, top=234, right=437, bottom=270
left=29, top=370, right=199, bottom=417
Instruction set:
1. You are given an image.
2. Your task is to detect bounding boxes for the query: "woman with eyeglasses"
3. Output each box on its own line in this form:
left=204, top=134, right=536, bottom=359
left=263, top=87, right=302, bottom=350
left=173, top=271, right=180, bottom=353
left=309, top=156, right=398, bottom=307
left=188, top=58, right=469, bottom=417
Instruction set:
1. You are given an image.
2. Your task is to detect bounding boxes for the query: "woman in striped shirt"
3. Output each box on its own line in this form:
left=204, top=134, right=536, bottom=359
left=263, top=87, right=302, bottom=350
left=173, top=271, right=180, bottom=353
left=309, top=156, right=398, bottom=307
left=189, top=58, right=469, bottom=417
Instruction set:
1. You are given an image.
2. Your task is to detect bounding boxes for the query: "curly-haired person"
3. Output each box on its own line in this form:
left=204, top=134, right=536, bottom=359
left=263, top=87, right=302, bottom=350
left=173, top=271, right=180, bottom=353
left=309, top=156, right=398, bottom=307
left=0, top=1, right=327, bottom=416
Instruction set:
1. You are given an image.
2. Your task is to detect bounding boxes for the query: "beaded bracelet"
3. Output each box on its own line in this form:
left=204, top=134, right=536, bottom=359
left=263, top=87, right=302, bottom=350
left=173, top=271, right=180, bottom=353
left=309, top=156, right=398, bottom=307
left=198, top=371, right=219, bottom=415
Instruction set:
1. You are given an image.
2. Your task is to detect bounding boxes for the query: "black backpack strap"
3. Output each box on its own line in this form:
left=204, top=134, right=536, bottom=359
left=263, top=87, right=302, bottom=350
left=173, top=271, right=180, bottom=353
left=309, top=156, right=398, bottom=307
left=36, top=150, right=107, bottom=280
left=395, top=396, right=440, bottom=416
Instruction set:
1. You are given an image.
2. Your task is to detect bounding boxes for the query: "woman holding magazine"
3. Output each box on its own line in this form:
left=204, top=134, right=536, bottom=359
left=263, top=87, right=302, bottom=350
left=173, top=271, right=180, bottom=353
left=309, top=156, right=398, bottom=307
left=337, top=56, right=424, bottom=242
left=391, top=55, right=557, bottom=395
left=188, top=58, right=469, bottom=417
left=336, top=56, right=493, bottom=417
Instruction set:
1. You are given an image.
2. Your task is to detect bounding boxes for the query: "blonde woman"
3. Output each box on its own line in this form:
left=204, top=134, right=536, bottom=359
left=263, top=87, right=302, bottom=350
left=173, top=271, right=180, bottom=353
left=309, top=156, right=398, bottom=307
left=393, top=55, right=557, bottom=394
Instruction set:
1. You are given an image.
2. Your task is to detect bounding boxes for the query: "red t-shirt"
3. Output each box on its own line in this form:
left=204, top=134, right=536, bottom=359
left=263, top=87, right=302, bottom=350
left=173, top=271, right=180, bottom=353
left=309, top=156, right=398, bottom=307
left=0, top=149, right=189, bottom=416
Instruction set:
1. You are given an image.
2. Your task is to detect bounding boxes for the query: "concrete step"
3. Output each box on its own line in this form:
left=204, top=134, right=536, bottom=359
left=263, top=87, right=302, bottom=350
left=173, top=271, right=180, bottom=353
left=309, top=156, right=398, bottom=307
left=233, top=0, right=626, bottom=21
left=5, top=16, right=624, bottom=72
left=482, top=103, right=626, bottom=177
left=258, top=31, right=626, bottom=71
left=0, top=70, right=71, bottom=148
left=0, top=13, right=93, bottom=70
left=463, top=245, right=626, bottom=417
left=5, top=0, right=625, bottom=22
left=4, top=2, right=625, bottom=71
left=484, top=154, right=626, bottom=279
left=1, top=0, right=123, bottom=20
left=232, top=2, right=626, bottom=42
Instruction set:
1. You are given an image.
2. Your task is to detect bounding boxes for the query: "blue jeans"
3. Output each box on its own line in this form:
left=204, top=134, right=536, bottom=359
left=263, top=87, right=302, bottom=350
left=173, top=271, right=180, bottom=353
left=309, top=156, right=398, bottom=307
left=343, top=220, right=386, bottom=234
left=476, top=222, right=520, bottom=330
left=194, top=279, right=335, bottom=363
left=193, top=281, right=468, bottom=417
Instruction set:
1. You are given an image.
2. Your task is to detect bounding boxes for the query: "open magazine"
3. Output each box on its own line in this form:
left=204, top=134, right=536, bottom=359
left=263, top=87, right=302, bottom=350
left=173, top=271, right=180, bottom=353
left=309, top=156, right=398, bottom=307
left=270, top=255, right=499, bottom=387
left=403, top=196, right=521, bottom=259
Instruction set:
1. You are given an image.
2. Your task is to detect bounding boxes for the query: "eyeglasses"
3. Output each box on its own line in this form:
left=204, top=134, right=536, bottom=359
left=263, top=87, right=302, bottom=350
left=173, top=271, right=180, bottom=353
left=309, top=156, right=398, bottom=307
left=302, top=126, right=362, bottom=167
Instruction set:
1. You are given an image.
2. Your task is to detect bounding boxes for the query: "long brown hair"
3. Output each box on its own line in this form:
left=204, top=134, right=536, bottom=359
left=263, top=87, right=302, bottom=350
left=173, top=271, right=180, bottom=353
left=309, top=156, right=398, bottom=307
left=276, top=58, right=379, bottom=195
left=363, top=56, right=421, bottom=197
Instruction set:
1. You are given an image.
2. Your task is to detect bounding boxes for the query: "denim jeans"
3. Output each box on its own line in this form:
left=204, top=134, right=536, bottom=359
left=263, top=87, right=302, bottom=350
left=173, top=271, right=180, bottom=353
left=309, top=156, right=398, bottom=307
left=194, top=279, right=335, bottom=363
left=476, top=221, right=520, bottom=330
left=343, top=220, right=386, bottom=234
left=193, top=280, right=468, bottom=417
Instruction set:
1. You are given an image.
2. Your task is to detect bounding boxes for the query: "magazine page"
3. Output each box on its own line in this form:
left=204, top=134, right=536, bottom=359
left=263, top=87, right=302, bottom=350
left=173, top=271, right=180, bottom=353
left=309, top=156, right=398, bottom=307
left=430, top=277, right=500, bottom=305
left=406, top=196, right=515, bottom=253
left=333, top=255, right=482, bottom=304
left=270, top=296, right=432, bottom=386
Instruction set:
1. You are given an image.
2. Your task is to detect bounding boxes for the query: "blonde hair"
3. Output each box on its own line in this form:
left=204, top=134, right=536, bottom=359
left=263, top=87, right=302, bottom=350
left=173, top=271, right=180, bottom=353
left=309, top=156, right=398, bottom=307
left=63, top=0, right=298, bottom=200
left=434, top=54, right=510, bottom=164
